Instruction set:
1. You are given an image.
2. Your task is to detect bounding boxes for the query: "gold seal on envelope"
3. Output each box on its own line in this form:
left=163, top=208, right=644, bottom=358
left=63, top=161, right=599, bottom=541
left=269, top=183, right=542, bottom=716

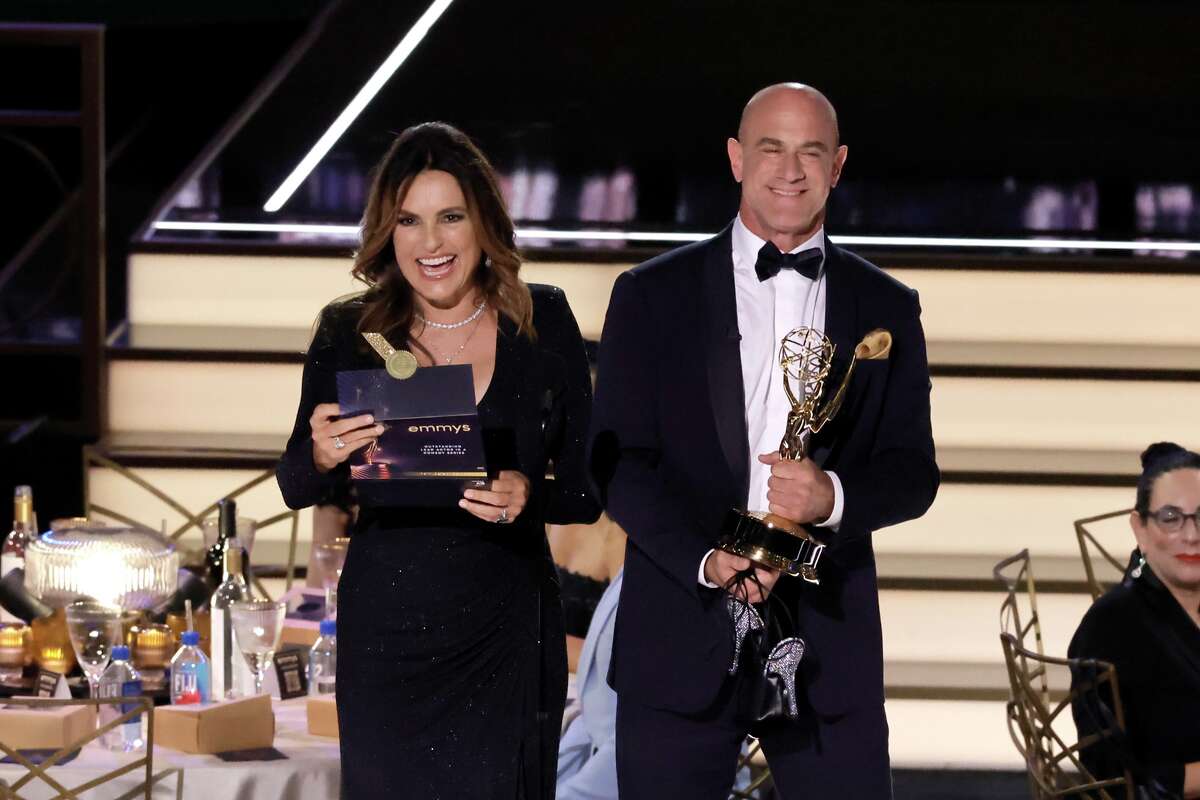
left=386, top=350, right=418, bottom=380
left=362, top=333, right=418, bottom=380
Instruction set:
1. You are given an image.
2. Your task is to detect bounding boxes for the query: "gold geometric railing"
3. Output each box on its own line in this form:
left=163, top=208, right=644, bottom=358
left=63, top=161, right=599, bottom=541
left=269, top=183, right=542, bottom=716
left=0, top=695, right=155, bottom=800
left=82, top=446, right=299, bottom=598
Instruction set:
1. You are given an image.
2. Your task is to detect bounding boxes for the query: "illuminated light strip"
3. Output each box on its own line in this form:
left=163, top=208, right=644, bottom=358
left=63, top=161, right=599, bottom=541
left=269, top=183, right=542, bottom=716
left=156, top=221, right=359, bottom=236
left=152, top=221, right=1200, bottom=252
left=514, top=228, right=706, bottom=242
left=832, top=234, right=1200, bottom=253
left=261, top=0, right=455, bottom=213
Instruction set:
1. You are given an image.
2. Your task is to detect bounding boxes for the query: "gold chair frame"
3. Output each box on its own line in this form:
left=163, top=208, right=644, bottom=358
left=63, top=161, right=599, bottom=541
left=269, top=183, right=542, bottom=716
left=994, top=549, right=1049, bottom=701
left=1073, top=510, right=1132, bottom=602
left=999, top=634, right=1133, bottom=800
left=729, top=736, right=773, bottom=799
left=0, top=695, right=154, bottom=800
left=994, top=550, right=1134, bottom=799
left=82, top=447, right=300, bottom=599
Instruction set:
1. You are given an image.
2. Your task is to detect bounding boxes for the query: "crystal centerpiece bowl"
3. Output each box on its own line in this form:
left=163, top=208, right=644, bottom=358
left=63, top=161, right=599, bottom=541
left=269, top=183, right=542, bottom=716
left=25, top=521, right=179, bottom=610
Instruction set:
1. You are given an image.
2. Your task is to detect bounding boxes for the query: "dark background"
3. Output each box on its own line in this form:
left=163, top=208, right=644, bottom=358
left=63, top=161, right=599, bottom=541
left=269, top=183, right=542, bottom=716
left=164, top=0, right=1200, bottom=239
left=2, top=0, right=1199, bottom=527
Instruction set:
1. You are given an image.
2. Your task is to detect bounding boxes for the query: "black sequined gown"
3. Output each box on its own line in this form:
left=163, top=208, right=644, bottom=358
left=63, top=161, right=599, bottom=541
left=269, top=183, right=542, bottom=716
left=276, top=285, right=600, bottom=799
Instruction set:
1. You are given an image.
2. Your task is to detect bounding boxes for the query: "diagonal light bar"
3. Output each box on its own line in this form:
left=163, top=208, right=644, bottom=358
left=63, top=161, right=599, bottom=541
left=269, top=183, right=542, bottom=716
left=153, top=220, right=1200, bottom=253
left=262, top=0, right=455, bottom=213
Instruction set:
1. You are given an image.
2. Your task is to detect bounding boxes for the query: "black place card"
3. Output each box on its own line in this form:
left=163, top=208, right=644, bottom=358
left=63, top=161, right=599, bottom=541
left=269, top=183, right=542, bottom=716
left=35, top=669, right=61, bottom=698
left=337, top=365, right=488, bottom=507
left=273, top=651, right=308, bottom=700
left=1, top=748, right=80, bottom=765
left=215, top=747, right=289, bottom=762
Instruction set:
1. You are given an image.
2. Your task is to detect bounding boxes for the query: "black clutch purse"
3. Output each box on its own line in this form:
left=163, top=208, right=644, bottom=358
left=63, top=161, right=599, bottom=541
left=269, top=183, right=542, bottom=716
left=724, top=572, right=807, bottom=730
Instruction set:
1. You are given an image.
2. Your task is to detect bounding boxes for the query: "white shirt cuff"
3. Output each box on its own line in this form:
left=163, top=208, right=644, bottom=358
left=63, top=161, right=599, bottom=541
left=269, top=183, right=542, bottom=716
left=698, top=548, right=720, bottom=588
left=814, top=470, right=844, bottom=531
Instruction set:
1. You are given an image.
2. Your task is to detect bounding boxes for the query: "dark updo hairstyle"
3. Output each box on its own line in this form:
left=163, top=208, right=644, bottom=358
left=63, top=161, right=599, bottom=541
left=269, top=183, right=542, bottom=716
left=1135, top=442, right=1200, bottom=517
left=351, top=122, right=533, bottom=348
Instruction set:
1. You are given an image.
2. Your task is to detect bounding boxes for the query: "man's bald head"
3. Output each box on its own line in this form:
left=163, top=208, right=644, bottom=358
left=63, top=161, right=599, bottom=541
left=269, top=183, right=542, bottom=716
left=738, top=83, right=839, bottom=146
left=727, top=82, right=848, bottom=251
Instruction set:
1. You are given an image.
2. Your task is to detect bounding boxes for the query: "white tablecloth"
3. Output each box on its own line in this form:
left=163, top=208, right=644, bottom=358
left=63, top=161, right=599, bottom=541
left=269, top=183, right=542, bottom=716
left=0, top=698, right=340, bottom=799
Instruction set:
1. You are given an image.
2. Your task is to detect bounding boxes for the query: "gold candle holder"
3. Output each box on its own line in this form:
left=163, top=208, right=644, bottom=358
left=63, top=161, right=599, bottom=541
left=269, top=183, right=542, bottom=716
left=0, top=622, right=32, bottom=682
left=31, top=610, right=77, bottom=675
left=132, top=624, right=173, bottom=670
left=132, top=622, right=173, bottom=690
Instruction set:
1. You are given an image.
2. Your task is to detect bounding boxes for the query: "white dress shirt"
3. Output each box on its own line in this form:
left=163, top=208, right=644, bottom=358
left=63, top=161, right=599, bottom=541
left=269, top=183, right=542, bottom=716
left=698, top=215, right=845, bottom=586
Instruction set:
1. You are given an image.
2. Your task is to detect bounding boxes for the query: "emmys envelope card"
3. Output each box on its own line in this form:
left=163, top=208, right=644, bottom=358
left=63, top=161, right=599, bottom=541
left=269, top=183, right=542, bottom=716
left=335, top=365, right=488, bottom=505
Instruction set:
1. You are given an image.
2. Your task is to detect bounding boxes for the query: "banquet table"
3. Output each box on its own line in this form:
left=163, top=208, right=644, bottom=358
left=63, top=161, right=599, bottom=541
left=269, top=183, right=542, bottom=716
left=0, top=698, right=340, bottom=799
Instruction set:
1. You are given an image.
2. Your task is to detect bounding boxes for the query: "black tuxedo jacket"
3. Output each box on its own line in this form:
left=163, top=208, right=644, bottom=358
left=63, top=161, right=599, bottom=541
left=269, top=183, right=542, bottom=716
left=590, top=224, right=939, bottom=716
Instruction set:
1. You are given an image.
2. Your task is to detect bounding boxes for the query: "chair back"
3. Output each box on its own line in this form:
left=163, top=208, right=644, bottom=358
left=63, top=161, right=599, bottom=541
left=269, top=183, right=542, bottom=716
left=994, top=550, right=1135, bottom=799
left=999, top=633, right=1134, bottom=799
left=994, top=549, right=1050, bottom=705
left=1074, top=510, right=1133, bottom=602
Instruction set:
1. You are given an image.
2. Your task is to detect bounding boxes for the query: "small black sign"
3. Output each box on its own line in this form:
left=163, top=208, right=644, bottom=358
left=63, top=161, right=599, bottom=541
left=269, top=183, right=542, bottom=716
left=35, top=670, right=61, bottom=698
left=273, top=651, right=307, bottom=700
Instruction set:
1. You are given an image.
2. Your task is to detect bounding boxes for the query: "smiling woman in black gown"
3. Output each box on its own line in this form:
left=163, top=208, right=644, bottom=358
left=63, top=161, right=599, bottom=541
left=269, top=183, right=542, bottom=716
left=276, top=122, right=600, bottom=799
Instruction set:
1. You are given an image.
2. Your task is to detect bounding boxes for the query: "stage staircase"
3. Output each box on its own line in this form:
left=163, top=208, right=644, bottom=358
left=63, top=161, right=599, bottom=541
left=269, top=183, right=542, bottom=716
left=96, top=243, right=1200, bottom=775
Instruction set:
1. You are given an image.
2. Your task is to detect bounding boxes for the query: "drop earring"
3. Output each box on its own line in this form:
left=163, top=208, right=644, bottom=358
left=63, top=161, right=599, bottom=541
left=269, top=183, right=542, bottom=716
left=1131, top=551, right=1146, bottom=579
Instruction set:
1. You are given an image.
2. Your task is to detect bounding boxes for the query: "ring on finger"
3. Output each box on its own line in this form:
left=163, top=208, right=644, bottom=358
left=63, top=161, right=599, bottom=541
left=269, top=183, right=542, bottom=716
left=333, top=436, right=346, bottom=450
left=496, top=507, right=510, bottom=524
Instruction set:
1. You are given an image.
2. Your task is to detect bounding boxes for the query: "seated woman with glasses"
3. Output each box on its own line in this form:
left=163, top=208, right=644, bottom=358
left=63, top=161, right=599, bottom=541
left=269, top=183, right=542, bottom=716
left=1069, top=442, right=1200, bottom=799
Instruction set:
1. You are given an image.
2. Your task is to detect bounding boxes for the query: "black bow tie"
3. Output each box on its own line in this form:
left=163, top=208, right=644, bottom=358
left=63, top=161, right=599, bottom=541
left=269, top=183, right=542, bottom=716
left=755, top=242, right=823, bottom=282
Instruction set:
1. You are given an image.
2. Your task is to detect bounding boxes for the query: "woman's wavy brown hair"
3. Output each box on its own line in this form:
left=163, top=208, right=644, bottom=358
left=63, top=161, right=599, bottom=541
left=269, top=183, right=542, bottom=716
left=351, top=122, right=533, bottom=348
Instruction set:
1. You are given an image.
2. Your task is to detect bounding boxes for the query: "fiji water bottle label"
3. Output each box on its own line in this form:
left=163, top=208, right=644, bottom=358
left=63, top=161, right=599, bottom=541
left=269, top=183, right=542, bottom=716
left=171, top=663, right=211, bottom=705
left=119, top=680, right=143, bottom=716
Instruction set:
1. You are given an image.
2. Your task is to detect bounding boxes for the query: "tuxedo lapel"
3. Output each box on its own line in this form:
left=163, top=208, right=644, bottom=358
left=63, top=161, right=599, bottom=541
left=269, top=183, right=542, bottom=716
left=821, top=237, right=858, bottom=377
left=808, top=237, right=858, bottom=467
left=701, top=224, right=750, bottom=503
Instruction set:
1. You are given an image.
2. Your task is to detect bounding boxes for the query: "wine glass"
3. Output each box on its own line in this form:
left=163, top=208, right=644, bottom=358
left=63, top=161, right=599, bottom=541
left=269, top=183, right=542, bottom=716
left=229, top=600, right=285, bottom=696
left=313, top=538, right=349, bottom=619
left=65, top=600, right=122, bottom=697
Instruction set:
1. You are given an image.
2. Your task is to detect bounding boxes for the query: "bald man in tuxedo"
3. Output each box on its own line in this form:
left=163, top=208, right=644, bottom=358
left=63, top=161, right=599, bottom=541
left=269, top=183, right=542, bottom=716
left=590, top=83, right=939, bottom=798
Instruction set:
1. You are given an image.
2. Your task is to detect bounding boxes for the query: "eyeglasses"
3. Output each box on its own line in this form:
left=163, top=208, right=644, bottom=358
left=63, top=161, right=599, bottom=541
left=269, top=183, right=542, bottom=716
left=1146, top=506, right=1200, bottom=534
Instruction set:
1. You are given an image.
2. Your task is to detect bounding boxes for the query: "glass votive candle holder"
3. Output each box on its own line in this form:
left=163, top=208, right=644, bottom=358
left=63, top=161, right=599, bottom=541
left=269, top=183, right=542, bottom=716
left=131, top=623, right=173, bottom=690
left=31, top=610, right=77, bottom=675
left=0, top=622, right=32, bottom=683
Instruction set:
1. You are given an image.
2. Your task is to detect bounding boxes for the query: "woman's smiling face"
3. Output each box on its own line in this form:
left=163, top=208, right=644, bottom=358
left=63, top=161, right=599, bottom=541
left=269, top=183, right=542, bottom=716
left=392, top=169, right=483, bottom=313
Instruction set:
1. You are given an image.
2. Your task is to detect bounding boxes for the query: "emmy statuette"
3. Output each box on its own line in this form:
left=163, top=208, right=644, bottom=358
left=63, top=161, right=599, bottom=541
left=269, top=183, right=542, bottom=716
left=716, top=327, right=892, bottom=583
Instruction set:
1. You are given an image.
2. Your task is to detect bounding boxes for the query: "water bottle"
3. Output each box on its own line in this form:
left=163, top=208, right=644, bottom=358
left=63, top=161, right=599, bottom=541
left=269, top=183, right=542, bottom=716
left=308, top=619, right=337, bottom=696
left=97, top=646, right=145, bottom=752
left=169, top=630, right=211, bottom=705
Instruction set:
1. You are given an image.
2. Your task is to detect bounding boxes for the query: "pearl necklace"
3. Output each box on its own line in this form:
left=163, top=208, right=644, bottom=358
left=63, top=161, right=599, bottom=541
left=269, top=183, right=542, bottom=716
left=417, top=301, right=487, bottom=330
